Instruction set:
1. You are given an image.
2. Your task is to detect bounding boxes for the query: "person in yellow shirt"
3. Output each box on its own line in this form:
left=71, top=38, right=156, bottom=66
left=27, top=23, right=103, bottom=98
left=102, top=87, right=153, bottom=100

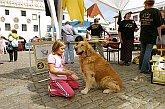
left=7, top=29, right=19, bottom=62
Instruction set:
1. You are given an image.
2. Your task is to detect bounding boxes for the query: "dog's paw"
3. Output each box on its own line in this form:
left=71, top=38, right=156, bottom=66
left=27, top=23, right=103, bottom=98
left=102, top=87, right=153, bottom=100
left=81, top=89, right=88, bottom=94
left=103, top=89, right=111, bottom=94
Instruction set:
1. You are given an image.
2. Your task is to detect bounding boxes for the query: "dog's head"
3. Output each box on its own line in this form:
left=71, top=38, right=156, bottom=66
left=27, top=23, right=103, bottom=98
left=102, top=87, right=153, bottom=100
left=75, top=41, right=93, bottom=57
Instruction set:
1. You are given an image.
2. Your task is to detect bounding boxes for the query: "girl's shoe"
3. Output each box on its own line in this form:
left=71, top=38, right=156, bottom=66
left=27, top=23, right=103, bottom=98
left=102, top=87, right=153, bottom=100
left=48, top=85, right=56, bottom=97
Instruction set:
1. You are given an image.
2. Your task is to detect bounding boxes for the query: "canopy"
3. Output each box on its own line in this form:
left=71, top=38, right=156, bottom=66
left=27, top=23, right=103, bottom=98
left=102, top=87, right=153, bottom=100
left=47, top=0, right=165, bottom=39
left=88, top=0, right=165, bottom=13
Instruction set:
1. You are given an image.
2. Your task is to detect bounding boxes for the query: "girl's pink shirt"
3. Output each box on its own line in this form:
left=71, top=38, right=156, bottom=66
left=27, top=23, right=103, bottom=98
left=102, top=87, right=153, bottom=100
left=47, top=53, right=67, bottom=80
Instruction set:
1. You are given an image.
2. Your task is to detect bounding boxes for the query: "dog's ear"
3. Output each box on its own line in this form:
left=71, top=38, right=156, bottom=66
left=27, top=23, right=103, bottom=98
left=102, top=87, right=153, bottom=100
left=86, top=43, right=92, bottom=56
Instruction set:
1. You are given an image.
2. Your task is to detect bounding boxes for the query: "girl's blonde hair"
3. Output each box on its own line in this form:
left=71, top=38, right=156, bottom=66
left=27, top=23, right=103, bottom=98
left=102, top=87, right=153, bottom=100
left=52, top=40, right=65, bottom=54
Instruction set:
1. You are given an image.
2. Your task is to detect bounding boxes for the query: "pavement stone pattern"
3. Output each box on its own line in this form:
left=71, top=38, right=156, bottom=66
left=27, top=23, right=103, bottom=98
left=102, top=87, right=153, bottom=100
left=0, top=51, right=165, bottom=109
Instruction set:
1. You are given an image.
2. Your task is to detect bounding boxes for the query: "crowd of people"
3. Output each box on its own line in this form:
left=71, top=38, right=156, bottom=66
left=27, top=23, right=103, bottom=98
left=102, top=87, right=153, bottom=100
left=0, top=29, right=19, bottom=62
left=0, top=29, right=50, bottom=63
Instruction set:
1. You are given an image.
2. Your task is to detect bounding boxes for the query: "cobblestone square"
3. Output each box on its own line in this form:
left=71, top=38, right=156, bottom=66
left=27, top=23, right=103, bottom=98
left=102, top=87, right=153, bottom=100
left=0, top=51, right=164, bottom=109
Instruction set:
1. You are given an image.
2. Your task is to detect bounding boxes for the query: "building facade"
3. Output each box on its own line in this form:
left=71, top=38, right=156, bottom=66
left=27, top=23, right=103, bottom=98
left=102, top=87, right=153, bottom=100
left=0, top=0, right=51, bottom=41
left=0, top=0, right=111, bottom=41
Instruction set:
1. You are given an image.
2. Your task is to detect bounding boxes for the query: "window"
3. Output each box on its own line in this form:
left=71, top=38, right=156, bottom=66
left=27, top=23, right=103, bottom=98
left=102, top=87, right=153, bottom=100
left=63, top=15, right=65, bottom=20
left=47, top=25, right=51, bottom=32
left=21, top=11, right=26, bottom=16
left=5, top=9, right=9, bottom=15
left=33, top=25, right=38, bottom=32
left=133, top=15, right=138, bottom=21
left=22, top=24, right=27, bottom=31
left=5, top=23, right=11, bottom=31
left=32, top=14, right=37, bottom=20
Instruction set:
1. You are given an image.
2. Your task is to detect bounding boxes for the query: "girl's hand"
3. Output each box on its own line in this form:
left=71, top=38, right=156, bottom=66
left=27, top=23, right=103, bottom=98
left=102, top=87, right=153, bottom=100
left=65, top=70, right=74, bottom=76
left=70, top=73, right=79, bottom=80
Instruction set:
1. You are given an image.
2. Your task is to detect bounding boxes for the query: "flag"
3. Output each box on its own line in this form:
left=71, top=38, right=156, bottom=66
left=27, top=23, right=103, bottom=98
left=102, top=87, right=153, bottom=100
left=44, top=0, right=51, bottom=16
left=62, top=0, right=84, bottom=24
left=117, top=11, right=122, bottom=25
left=44, top=0, right=58, bottom=18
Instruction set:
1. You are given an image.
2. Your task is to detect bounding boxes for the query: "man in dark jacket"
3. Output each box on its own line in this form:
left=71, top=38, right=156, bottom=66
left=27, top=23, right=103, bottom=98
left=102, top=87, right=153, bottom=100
left=139, top=0, right=162, bottom=74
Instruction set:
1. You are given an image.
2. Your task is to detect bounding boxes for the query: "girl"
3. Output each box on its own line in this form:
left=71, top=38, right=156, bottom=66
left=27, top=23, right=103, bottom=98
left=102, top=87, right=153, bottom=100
left=48, top=40, right=79, bottom=97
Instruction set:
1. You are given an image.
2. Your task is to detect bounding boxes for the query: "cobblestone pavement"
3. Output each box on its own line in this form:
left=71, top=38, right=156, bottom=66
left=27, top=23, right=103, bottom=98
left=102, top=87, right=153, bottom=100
left=0, top=51, right=165, bottom=109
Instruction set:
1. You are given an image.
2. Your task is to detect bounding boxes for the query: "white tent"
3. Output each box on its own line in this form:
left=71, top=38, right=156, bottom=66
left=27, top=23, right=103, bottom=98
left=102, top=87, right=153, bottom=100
left=88, top=0, right=165, bottom=13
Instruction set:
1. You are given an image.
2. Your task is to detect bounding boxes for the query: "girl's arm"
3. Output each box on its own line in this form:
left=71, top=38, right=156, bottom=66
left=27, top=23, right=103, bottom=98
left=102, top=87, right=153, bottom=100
left=48, top=63, right=73, bottom=76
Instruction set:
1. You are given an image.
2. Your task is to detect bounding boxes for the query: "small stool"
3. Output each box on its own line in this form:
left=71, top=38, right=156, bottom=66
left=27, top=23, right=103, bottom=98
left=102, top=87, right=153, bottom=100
left=106, top=47, right=120, bottom=64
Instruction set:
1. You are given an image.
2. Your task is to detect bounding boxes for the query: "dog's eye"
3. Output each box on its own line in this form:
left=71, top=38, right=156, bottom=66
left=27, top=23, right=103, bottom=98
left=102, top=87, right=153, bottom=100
left=81, top=44, right=84, bottom=46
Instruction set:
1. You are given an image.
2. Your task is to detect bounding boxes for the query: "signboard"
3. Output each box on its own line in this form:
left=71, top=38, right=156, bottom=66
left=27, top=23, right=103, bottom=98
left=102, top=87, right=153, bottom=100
left=33, top=41, right=54, bottom=71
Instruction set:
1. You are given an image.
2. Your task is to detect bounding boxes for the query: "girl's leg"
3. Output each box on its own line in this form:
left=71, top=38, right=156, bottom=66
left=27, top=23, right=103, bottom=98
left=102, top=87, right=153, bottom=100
left=49, top=79, right=75, bottom=97
left=66, top=76, right=79, bottom=89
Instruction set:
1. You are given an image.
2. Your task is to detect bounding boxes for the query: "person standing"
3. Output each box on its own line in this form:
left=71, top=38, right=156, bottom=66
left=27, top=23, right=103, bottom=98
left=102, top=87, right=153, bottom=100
left=0, top=36, right=4, bottom=54
left=118, top=12, right=139, bottom=66
left=0, top=28, right=4, bottom=64
left=0, top=28, right=5, bottom=54
left=62, top=21, right=75, bottom=64
left=47, top=40, right=79, bottom=97
left=86, top=18, right=105, bottom=58
left=8, top=29, right=19, bottom=62
left=156, top=9, right=165, bottom=56
left=86, top=18, right=104, bottom=39
left=139, top=0, right=162, bottom=74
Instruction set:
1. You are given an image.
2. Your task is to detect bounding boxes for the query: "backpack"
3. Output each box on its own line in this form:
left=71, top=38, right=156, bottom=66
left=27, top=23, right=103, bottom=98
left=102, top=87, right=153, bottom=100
left=6, top=42, right=13, bottom=51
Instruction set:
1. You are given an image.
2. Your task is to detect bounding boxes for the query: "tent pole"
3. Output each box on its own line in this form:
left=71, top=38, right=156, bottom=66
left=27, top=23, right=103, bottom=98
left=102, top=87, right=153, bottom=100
left=47, top=0, right=60, bottom=40
left=57, top=0, right=63, bottom=39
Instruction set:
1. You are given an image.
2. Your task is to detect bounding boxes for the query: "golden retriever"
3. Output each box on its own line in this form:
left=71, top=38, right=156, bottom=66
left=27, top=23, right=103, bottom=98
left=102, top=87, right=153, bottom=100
left=75, top=41, right=122, bottom=94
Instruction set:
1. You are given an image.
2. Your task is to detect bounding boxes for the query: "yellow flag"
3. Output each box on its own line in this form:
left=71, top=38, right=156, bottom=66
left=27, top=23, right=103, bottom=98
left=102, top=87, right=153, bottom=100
left=62, top=0, right=84, bottom=24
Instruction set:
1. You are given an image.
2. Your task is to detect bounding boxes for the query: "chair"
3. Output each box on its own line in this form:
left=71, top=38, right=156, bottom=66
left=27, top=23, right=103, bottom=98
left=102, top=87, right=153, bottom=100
left=104, top=42, right=120, bottom=64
